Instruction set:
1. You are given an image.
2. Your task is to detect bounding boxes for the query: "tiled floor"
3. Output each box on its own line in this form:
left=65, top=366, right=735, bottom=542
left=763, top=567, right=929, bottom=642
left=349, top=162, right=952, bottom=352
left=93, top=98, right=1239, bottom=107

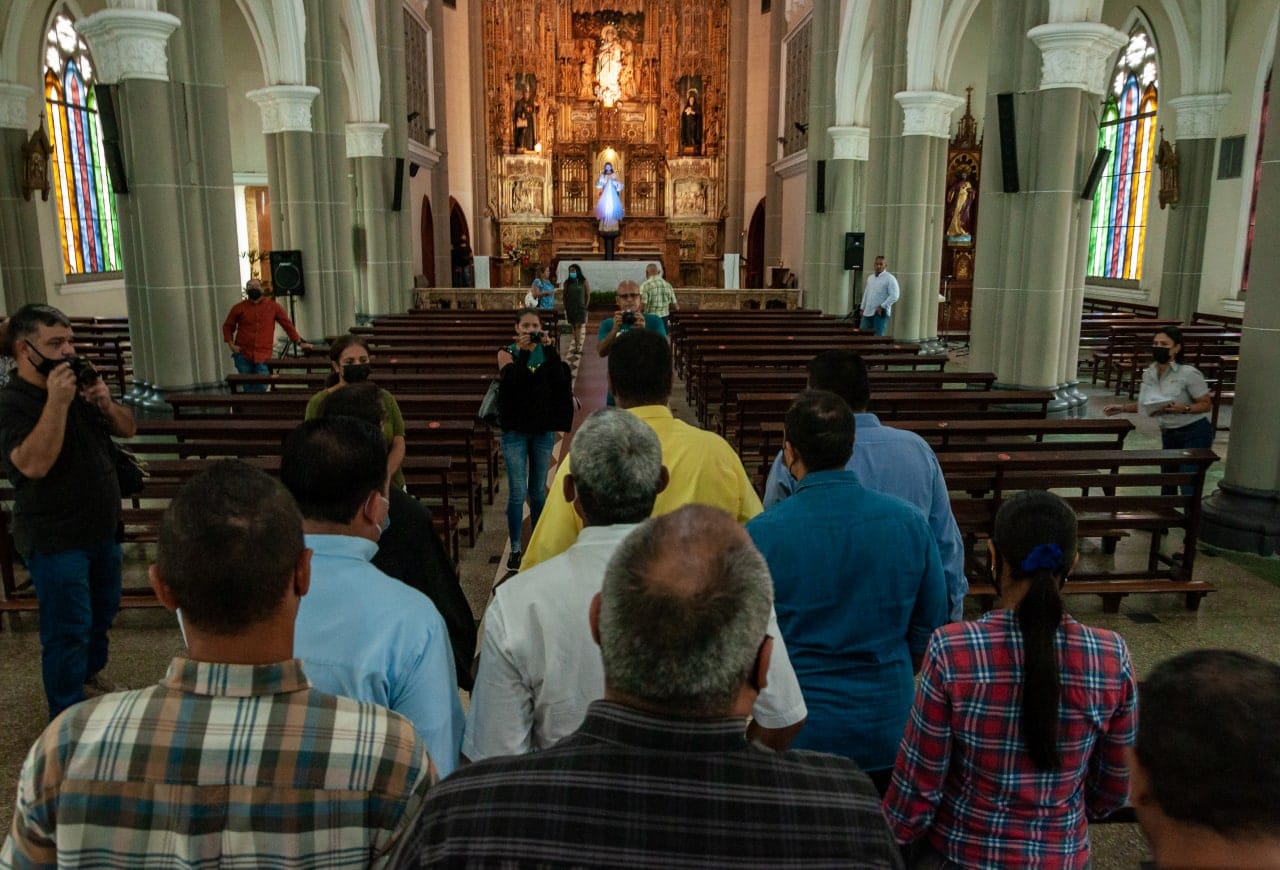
left=0, top=337, right=1274, bottom=869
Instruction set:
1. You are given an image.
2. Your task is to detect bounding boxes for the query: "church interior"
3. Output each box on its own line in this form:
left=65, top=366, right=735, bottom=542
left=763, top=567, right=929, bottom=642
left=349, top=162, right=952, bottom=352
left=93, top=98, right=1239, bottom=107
left=1, top=0, right=1279, bottom=865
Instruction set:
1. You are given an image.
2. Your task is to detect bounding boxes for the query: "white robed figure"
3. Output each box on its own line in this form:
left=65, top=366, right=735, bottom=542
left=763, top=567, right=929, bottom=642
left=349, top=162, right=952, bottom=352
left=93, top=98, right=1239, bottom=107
left=595, top=162, right=623, bottom=229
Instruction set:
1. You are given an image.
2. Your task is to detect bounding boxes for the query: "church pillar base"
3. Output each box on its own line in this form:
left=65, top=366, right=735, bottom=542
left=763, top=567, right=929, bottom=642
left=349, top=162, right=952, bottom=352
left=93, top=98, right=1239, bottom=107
left=1201, top=482, right=1280, bottom=557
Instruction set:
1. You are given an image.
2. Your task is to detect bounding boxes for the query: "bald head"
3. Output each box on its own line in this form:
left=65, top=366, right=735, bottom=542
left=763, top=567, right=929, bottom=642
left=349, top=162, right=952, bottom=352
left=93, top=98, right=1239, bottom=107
left=597, top=505, right=774, bottom=717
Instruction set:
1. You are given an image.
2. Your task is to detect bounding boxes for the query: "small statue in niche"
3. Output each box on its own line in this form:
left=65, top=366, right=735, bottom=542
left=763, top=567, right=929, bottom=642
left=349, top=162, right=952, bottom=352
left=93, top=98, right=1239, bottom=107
left=1157, top=131, right=1179, bottom=209
left=944, top=171, right=976, bottom=244
left=680, top=89, right=702, bottom=153
left=579, top=41, right=596, bottom=99
left=21, top=123, right=52, bottom=202
left=595, top=24, right=624, bottom=107
left=512, top=85, right=535, bottom=152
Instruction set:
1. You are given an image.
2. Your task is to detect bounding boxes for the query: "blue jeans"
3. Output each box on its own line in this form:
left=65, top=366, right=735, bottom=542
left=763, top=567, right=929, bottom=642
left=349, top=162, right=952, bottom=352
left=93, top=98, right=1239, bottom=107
left=1161, top=416, right=1215, bottom=496
left=860, top=313, right=890, bottom=336
left=27, top=537, right=123, bottom=719
left=232, top=352, right=269, bottom=393
left=501, top=431, right=556, bottom=551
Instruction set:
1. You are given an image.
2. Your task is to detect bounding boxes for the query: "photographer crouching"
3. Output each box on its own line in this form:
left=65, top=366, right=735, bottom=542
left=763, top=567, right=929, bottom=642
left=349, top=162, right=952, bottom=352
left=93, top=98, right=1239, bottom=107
left=0, top=304, right=136, bottom=719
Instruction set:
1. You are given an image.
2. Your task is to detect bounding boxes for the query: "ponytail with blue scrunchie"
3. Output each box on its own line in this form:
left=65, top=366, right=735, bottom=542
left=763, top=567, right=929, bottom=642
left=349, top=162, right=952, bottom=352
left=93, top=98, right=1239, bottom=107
left=1020, top=543, right=1064, bottom=575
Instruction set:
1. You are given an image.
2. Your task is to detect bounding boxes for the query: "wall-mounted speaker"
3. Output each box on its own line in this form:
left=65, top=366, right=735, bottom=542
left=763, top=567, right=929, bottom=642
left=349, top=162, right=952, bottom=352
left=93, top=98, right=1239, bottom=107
left=843, top=232, right=865, bottom=270
left=816, top=160, right=826, bottom=213
left=391, top=157, right=405, bottom=212
left=95, top=85, right=129, bottom=195
left=996, top=93, right=1020, bottom=194
left=269, top=249, right=305, bottom=297
left=1080, top=147, right=1112, bottom=200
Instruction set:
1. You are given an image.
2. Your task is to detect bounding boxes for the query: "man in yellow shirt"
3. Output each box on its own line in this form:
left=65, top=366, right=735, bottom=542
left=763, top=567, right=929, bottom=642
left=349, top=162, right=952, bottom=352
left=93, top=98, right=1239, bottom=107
left=521, top=330, right=763, bottom=570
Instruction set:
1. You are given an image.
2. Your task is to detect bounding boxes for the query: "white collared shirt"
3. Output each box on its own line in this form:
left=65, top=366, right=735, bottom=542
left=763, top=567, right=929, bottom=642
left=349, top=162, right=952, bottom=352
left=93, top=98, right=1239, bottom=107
left=861, top=270, right=901, bottom=314
left=463, top=523, right=808, bottom=761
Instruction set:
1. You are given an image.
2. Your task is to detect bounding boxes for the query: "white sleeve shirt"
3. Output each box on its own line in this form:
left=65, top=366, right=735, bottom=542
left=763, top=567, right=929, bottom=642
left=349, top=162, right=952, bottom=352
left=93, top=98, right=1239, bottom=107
left=861, top=270, right=901, bottom=315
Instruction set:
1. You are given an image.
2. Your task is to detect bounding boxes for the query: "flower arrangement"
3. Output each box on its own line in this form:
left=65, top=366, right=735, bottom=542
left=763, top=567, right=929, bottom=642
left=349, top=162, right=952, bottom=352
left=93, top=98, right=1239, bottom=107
left=505, top=243, right=533, bottom=267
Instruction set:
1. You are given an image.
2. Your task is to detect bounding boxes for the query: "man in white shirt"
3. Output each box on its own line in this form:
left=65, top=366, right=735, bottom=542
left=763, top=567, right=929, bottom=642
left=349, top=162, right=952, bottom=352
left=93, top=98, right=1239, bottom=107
left=859, top=256, right=900, bottom=336
left=464, top=409, right=808, bottom=761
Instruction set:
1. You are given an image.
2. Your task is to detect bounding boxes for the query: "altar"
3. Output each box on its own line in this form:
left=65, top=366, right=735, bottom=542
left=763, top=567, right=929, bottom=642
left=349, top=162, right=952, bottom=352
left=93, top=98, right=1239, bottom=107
left=555, top=259, right=660, bottom=291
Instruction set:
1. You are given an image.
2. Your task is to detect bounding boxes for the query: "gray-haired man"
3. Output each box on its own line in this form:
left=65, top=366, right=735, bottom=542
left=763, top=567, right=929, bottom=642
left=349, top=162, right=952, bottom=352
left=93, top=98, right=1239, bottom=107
left=463, top=409, right=808, bottom=761
left=400, top=505, right=901, bottom=868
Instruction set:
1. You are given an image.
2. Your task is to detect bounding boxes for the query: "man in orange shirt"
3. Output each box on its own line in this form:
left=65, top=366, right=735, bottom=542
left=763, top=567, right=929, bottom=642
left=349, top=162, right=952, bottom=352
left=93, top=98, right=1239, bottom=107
left=221, top=278, right=311, bottom=391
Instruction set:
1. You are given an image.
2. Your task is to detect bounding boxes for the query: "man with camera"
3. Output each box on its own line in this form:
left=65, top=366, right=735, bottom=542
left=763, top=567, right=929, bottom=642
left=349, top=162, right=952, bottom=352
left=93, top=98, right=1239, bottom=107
left=0, top=304, right=136, bottom=719
left=596, top=279, right=666, bottom=407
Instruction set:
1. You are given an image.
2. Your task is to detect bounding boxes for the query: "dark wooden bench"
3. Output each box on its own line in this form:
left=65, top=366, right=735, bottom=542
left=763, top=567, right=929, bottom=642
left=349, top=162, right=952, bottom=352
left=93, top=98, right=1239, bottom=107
left=936, top=448, right=1218, bottom=612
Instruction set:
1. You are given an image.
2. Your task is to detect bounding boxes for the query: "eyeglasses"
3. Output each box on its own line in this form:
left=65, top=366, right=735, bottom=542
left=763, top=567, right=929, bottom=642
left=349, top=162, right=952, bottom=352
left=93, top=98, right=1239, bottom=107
left=618, top=293, right=640, bottom=299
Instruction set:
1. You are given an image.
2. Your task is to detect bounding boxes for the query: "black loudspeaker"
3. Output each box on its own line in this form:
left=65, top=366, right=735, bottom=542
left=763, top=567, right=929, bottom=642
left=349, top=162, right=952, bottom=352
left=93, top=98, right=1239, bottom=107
left=816, top=160, right=826, bottom=213
left=1081, top=147, right=1111, bottom=199
left=269, top=249, right=305, bottom=297
left=391, top=157, right=405, bottom=211
left=997, top=93, right=1020, bottom=193
left=95, top=85, right=129, bottom=194
left=844, top=232, right=865, bottom=270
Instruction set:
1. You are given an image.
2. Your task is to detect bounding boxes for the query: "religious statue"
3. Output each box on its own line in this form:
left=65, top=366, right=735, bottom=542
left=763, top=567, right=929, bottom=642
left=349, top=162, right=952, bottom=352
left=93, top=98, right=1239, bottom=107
left=1157, top=133, right=1179, bottom=209
left=512, top=86, right=535, bottom=152
left=21, top=124, right=52, bottom=203
left=595, top=25, right=624, bottom=107
left=680, top=89, right=703, bottom=153
left=595, top=162, right=624, bottom=259
left=578, top=41, right=596, bottom=99
left=944, top=171, right=976, bottom=244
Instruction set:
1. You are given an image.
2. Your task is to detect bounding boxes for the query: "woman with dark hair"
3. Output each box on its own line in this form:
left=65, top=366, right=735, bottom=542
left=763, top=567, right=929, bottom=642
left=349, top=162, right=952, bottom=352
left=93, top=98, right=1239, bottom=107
left=562, top=263, right=589, bottom=357
left=497, top=308, right=575, bottom=570
left=883, top=491, right=1137, bottom=869
left=304, top=334, right=407, bottom=489
left=1104, top=326, right=1214, bottom=516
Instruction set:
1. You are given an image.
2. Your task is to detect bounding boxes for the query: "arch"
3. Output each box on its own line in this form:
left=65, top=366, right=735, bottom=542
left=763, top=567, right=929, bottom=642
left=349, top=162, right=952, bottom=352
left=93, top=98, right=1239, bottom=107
left=745, top=198, right=766, bottom=289
left=832, top=0, right=872, bottom=126
left=449, top=197, right=471, bottom=288
left=231, top=0, right=307, bottom=86
left=339, top=0, right=380, bottom=122
left=420, top=193, right=436, bottom=287
left=905, top=0, right=983, bottom=92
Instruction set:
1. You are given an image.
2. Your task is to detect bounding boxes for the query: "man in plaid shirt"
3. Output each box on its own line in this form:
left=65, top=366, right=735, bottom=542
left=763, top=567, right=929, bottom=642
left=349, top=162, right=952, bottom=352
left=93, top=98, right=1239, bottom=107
left=639, top=263, right=678, bottom=330
left=2, top=461, right=434, bottom=869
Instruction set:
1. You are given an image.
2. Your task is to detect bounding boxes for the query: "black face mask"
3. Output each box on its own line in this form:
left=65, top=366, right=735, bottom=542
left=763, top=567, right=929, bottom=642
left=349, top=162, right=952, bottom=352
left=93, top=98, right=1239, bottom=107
left=246, top=289, right=263, bottom=301
left=26, top=341, right=66, bottom=377
left=343, top=363, right=371, bottom=383
left=1151, top=346, right=1172, bottom=364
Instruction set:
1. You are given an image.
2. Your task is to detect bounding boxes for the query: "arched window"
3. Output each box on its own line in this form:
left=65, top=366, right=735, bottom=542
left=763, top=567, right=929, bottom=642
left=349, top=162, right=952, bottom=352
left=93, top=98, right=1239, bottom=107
left=43, top=10, right=122, bottom=276
left=1087, top=27, right=1158, bottom=281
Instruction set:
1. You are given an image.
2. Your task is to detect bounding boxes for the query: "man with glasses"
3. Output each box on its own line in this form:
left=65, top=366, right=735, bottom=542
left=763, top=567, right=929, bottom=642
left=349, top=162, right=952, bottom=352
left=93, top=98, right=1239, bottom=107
left=596, top=279, right=666, bottom=406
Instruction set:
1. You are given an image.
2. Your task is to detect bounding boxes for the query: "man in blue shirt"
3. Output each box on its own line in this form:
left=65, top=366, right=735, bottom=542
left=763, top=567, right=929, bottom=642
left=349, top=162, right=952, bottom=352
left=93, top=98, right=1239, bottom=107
left=596, top=279, right=666, bottom=406
left=282, top=417, right=464, bottom=776
left=747, top=390, right=948, bottom=794
left=763, top=350, right=967, bottom=620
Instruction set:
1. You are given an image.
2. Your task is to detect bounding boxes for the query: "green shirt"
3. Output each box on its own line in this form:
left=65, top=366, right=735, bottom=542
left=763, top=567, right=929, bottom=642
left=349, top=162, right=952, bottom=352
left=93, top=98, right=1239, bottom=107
left=305, top=387, right=407, bottom=489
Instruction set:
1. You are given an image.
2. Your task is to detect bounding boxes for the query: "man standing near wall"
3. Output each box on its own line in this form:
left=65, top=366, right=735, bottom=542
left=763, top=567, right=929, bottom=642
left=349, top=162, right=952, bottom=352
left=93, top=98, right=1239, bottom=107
left=639, top=263, right=678, bottom=331
left=859, top=256, right=900, bottom=337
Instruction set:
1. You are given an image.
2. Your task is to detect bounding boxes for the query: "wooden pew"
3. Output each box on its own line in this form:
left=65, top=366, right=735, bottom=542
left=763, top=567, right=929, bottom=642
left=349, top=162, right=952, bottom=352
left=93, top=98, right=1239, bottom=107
left=937, top=448, right=1218, bottom=612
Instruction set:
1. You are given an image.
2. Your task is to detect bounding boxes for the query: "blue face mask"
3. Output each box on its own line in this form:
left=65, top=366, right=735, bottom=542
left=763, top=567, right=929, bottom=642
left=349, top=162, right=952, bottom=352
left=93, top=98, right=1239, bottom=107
left=378, top=494, right=391, bottom=535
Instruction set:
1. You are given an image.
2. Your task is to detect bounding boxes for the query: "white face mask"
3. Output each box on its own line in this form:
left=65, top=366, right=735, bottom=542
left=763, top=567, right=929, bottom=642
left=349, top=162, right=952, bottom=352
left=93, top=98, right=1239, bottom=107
left=175, top=608, right=189, bottom=648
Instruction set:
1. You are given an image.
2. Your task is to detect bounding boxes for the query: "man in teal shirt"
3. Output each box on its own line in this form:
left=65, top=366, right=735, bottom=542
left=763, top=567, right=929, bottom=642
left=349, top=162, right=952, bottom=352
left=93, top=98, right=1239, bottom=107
left=597, top=279, right=666, bottom=406
left=746, top=390, right=947, bottom=793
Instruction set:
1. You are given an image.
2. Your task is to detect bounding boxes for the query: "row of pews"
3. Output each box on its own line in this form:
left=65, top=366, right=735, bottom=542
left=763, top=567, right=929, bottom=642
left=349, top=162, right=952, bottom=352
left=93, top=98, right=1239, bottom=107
left=666, top=309, right=1217, bottom=614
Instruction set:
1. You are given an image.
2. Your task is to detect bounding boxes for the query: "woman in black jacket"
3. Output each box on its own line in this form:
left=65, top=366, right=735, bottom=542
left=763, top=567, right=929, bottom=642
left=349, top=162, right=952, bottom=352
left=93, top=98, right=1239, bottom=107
left=496, top=308, right=575, bottom=570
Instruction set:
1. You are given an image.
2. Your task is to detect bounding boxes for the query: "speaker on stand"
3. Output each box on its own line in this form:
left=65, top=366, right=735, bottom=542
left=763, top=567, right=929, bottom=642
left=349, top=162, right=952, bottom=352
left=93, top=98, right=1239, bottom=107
left=268, top=249, right=307, bottom=357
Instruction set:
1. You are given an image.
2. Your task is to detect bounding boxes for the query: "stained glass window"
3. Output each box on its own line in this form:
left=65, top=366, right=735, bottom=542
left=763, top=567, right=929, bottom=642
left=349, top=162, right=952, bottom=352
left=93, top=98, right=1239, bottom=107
left=1087, top=27, right=1158, bottom=281
left=43, top=10, right=122, bottom=275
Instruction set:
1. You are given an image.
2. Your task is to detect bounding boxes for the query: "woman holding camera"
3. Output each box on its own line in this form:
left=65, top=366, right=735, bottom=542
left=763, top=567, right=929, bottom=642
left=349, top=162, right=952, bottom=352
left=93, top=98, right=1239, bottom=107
left=496, top=308, right=575, bottom=570
left=304, top=334, right=407, bottom=489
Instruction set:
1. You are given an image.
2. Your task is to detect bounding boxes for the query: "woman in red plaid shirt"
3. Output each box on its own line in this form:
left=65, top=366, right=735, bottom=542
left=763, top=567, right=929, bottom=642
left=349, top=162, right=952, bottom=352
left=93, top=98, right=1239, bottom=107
left=883, top=491, right=1137, bottom=868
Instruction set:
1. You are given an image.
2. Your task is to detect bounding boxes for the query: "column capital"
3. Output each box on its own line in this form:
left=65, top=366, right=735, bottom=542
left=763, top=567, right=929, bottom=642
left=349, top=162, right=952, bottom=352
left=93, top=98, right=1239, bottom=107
left=827, top=125, right=870, bottom=160
left=1027, top=22, right=1127, bottom=94
left=246, top=85, right=322, bottom=135
left=0, top=83, right=34, bottom=130
left=76, top=9, right=180, bottom=84
left=346, top=122, right=389, bottom=158
left=894, top=91, right=964, bottom=139
left=1167, top=93, right=1231, bottom=140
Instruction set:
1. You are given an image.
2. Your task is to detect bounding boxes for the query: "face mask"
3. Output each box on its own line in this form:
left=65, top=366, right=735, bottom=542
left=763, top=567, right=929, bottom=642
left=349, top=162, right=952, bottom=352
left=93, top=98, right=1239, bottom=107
left=343, top=363, right=371, bottom=383
left=26, top=341, right=65, bottom=377
left=246, top=288, right=263, bottom=301
left=175, top=608, right=189, bottom=648
left=1151, top=346, right=1171, bottom=364
left=378, top=494, right=391, bottom=535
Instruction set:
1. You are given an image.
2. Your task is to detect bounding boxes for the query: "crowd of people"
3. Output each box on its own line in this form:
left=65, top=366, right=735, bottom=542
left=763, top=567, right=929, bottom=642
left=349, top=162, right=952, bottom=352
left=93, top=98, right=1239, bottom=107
left=0, top=290, right=1272, bottom=869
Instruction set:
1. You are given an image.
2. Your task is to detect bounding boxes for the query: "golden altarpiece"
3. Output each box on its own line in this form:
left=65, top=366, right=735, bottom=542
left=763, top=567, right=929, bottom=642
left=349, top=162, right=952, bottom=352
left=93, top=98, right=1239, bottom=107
left=483, top=0, right=728, bottom=286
